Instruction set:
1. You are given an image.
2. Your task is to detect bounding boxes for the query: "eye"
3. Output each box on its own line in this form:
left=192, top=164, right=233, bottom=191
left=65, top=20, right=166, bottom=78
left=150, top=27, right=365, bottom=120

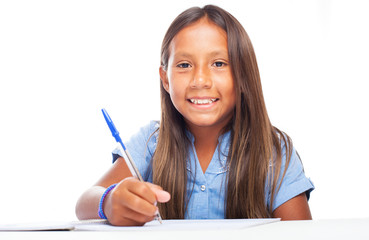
left=213, top=61, right=227, bottom=67
left=177, top=63, right=191, bottom=68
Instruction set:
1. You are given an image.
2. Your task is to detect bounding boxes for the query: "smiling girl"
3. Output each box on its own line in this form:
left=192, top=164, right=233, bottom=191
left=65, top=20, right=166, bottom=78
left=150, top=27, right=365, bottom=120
left=76, top=5, right=314, bottom=226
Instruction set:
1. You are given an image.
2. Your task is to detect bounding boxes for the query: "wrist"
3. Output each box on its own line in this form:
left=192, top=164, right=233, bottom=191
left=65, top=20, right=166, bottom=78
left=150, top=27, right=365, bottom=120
left=98, top=183, right=117, bottom=219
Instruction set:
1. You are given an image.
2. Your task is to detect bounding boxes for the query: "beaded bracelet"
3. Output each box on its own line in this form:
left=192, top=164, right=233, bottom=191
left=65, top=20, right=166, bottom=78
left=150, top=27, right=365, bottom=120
left=98, top=183, right=117, bottom=219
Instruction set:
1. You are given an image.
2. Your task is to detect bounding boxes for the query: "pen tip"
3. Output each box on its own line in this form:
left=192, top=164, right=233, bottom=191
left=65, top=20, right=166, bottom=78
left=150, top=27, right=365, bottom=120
left=157, top=215, right=163, bottom=224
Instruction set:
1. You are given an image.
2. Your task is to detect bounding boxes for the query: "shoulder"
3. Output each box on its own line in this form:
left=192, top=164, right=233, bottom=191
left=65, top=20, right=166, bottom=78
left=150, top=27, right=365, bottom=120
left=147, top=120, right=160, bottom=134
left=274, top=131, right=307, bottom=183
left=271, top=133, right=315, bottom=211
left=127, top=120, right=160, bottom=147
left=135, top=120, right=160, bottom=136
left=112, top=120, right=160, bottom=163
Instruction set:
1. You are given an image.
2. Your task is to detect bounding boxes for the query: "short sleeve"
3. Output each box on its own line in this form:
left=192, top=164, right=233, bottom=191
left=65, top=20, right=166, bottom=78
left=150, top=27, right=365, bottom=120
left=271, top=147, right=315, bottom=211
left=112, top=121, right=159, bottom=181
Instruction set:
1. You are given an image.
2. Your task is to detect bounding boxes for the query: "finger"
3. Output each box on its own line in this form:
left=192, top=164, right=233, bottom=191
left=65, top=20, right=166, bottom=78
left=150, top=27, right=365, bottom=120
left=123, top=189, right=159, bottom=216
left=150, top=187, right=171, bottom=203
left=145, top=182, right=171, bottom=203
left=109, top=206, right=155, bottom=226
left=119, top=179, right=158, bottom=216
left=122, top=207, right=156, bottom=224
left=145, top=182, right=163, bottom=190
left=104, top=184, right=155, bottom=226
left=126, top=179, right=158, bottom=204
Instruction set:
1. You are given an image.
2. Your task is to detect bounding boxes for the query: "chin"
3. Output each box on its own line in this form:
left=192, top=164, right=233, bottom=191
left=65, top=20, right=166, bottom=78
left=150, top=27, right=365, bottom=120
left=187, top=119, right=224, bottom=129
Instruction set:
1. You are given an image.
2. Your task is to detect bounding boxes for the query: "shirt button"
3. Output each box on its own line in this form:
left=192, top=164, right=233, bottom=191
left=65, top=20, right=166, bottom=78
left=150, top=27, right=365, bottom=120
left=200, top=185, right=206, bottom=191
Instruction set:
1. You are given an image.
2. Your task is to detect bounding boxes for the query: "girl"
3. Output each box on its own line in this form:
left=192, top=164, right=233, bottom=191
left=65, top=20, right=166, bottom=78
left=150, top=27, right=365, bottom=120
left=76, top=5, right=314, bottom=226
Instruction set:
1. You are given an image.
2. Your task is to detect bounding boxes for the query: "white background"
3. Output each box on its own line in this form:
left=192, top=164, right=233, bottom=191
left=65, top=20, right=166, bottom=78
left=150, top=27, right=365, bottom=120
left=0, top=0, right=368, bottom=223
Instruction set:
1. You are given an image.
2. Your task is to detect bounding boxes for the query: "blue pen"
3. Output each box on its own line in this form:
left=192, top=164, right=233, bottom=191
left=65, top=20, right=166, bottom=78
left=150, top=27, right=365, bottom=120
left=101, top=108, right=163, bottom=224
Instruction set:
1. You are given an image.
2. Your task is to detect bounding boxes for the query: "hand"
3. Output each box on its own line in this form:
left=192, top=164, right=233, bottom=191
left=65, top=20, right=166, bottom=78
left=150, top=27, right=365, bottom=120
left=103, top=177, right=171, bottom=226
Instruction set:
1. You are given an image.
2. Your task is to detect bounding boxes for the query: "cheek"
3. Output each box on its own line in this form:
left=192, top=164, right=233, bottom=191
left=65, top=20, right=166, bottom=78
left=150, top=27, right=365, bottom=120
left=169, top=85, right=185, bottom=103
left=222, top=78, right=236, bottom=108
left=216, top=74, right=236, bottom=97
left=168, top=87, right=187, bottom=116
left=226, top=90, right=236, bottom=109
left=168, top=73, right=187, bottom=97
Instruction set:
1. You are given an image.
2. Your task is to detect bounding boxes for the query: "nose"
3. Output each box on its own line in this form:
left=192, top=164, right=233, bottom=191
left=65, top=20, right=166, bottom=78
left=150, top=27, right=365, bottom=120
left=190, top=65, right=212, bottom=89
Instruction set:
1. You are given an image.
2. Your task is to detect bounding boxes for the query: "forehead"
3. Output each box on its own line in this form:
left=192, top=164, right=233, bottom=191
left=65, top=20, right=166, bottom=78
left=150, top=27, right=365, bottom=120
left=169, top=18, right=228, bottom=56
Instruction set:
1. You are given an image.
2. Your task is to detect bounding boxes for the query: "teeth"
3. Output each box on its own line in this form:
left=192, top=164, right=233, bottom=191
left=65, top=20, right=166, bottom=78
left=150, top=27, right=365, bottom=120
left=189, top=98, right=217, bottom=105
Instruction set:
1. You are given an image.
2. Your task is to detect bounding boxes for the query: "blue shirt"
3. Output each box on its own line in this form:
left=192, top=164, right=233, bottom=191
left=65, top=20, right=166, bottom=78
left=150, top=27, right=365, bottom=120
left=112, top=121, right=314, bottom=219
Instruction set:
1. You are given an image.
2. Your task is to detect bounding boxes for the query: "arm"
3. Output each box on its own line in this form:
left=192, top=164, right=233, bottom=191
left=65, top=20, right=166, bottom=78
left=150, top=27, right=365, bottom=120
left=75, top=157, right=132, bottom=220
left=75, top=157, right=170, bottom=226
left=272, top=192, right=312, bottom=220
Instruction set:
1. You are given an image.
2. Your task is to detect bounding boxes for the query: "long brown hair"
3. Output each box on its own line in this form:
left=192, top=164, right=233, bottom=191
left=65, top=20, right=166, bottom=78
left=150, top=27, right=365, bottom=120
left=154, top=5, right=292, bottom=219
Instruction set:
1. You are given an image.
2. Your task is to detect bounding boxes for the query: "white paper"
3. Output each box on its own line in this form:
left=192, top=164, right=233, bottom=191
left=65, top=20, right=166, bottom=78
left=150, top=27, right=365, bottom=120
left=0, top=221, right=75, bottom=231
left=74, top=218, right=280, bottom=231
left=0, top=218, right=280, bottom=231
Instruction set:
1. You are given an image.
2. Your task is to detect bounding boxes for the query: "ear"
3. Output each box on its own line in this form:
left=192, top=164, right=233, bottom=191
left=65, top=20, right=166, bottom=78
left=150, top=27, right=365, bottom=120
left=159, top=66, right=170, bottom=93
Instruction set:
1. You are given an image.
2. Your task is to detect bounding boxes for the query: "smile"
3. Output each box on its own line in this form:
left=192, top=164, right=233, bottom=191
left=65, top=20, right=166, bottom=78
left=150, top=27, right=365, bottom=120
left=188, top=98, right=218, bottom=105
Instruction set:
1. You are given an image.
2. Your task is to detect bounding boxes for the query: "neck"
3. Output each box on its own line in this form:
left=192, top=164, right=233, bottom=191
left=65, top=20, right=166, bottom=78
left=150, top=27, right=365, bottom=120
left=188, top=123, right=225, bottom=143
left=186, top=117, right=231, bottom=143
left=191, top=127, right=219, bottom=173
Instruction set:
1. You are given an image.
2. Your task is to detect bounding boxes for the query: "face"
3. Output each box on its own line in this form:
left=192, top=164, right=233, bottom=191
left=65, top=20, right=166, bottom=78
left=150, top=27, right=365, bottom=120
left=160, top=18, right=236, bottom=133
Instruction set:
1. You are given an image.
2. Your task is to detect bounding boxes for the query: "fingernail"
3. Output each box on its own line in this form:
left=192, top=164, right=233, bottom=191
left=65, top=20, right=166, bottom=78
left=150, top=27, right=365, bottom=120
left=154, top=201, right=157, bottom=206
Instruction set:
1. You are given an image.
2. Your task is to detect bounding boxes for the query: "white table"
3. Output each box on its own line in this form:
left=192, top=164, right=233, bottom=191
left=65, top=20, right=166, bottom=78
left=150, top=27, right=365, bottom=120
left=0, top=218, right=368, bottom=240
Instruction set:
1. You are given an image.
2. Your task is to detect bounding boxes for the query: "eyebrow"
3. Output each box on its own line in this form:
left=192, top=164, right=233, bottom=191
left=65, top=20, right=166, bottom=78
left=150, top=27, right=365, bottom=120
left=173, top=52, right=193, bottom=59
left=173, top=50, right=229, bottom=59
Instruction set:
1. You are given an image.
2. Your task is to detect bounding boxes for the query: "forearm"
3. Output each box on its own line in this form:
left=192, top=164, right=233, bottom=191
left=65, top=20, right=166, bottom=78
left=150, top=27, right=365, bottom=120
left=75, top=186, right=106, bottom=220
left=75, top=158, right=133, bottom=220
